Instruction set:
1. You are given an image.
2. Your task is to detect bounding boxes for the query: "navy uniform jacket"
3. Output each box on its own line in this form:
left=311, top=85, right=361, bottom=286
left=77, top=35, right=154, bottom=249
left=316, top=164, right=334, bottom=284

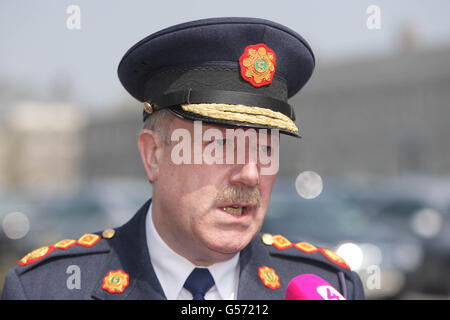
left=1, top=199, right=365, bottom=300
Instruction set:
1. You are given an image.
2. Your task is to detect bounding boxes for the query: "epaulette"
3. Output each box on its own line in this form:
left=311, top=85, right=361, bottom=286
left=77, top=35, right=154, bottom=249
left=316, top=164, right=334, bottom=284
left=16, top=229, right=115, bottom=274
left=260, top=233, right=352, bottom=274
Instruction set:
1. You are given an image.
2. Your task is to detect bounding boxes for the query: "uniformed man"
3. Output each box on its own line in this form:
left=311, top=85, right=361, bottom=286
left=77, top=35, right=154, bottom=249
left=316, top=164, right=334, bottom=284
left=1, top=17, right=365, bottom=300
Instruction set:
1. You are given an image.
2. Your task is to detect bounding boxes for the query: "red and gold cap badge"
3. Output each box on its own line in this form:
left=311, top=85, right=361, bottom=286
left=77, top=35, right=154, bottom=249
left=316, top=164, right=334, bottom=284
left=18, top=245, right=54, bottom=266
left=102, top=270, right=130, bottom=294
left=258, top=266, right=281, bottom=290
left=239, top=43, right=276, bottom=87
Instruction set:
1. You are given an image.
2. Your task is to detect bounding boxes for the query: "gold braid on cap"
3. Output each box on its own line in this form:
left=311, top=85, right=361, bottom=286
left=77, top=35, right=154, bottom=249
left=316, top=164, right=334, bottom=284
left=181, top=103, right=298, bottom=133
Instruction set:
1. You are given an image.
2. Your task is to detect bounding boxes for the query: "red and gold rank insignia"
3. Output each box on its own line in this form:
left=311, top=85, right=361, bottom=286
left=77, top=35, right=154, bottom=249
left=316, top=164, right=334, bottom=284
left=258, top=266, right=281, bottom=290
left=272, top=234, right=293, bottom=250
left=77, top=233, right=100, bottom=247
left=319, top=248, right=350, bottom=270
left=102, top=270, right=130, bottom=294
left=294, top=241, right=318, bottom=253
left=18, top=245, right=54, bottom=266
left=54, top=239, right=76, bottom=250
left=239, top=43, right=276, bottom=87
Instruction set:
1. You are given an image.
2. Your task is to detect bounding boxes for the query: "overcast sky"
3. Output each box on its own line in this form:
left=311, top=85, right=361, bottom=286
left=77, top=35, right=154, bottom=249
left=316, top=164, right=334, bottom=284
left=1, top=0, right=450, bottom=110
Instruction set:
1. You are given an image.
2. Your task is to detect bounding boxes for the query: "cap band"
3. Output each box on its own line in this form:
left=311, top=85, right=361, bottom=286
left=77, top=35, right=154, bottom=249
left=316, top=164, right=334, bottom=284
left=146, top=89, right=294, bottom=119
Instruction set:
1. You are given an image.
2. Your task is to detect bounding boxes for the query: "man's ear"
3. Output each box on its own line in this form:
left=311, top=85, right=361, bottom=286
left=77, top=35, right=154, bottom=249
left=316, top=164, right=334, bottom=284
left=138, top=129, right=164, bottom=182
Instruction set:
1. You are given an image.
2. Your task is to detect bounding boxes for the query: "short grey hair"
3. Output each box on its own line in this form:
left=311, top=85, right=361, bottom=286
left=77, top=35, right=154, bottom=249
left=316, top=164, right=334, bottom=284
left=142, top=109, right=174, bottom=145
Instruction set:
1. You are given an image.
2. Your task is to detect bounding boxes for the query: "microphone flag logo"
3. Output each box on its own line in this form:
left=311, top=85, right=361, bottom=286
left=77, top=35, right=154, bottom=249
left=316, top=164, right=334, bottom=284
left=316, top=285, right=346, bottom=300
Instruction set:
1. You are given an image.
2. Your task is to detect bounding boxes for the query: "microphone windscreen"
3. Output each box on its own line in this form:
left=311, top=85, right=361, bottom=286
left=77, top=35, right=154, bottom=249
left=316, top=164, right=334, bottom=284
left=285, top=274, right=346, bottom=300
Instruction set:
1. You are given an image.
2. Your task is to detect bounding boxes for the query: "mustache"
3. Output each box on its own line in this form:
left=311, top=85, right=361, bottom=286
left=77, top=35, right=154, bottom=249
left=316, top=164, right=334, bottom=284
left=215, top=185, right=261, bottom=209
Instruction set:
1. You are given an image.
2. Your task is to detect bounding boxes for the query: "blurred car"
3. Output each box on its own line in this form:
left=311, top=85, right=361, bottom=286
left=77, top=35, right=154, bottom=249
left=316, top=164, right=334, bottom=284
left=0, top=192, right=38, bottom=293
left=261, top=177, right=425, bottom=299
left=26, top=179, right=150, bottom=241
left=345, top=178, right=450, bottom=296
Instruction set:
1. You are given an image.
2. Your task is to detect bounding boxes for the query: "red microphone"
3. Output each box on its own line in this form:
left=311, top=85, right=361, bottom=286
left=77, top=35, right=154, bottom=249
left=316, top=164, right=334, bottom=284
left=286, top=274, right=346, bottom=300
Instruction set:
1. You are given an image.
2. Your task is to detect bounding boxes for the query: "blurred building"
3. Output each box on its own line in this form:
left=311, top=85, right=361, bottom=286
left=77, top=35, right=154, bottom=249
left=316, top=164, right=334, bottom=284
left=280, top=45, right=450, bottom=178
left=0, top=101, right=86, bottom=193
left=81, top=110, right=143, bottom=180
left=81, top=46, right=450, bottom=180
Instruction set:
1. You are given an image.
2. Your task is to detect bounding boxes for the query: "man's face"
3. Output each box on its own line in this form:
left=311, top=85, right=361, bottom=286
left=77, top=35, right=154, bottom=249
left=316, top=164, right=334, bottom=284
left=150, top=116, right=278, bottom=265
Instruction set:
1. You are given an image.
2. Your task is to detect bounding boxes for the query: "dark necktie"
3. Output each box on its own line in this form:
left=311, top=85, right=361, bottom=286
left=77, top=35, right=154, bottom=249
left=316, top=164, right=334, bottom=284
left=183, top=268, right=215, bottom=300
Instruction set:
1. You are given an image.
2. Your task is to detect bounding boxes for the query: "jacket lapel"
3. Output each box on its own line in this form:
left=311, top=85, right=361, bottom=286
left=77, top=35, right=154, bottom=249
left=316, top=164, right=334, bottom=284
left=237, top=236, right=285, bottom=300
left=91, top=199, right=166, bottom=300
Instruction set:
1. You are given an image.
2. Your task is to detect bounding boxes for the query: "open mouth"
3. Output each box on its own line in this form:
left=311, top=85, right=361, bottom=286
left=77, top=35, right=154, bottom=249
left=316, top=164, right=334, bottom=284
left=220, top=204, right=251, bottom=216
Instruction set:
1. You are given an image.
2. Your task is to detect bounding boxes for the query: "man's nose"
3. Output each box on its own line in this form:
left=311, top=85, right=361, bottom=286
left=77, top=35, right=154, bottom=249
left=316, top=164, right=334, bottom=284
left=230, top=162, right=260, bottom=187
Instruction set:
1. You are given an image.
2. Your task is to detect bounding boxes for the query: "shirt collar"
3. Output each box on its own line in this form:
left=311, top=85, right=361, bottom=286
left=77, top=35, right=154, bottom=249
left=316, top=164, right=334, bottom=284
left=146, top=202, right=239, bottom=300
